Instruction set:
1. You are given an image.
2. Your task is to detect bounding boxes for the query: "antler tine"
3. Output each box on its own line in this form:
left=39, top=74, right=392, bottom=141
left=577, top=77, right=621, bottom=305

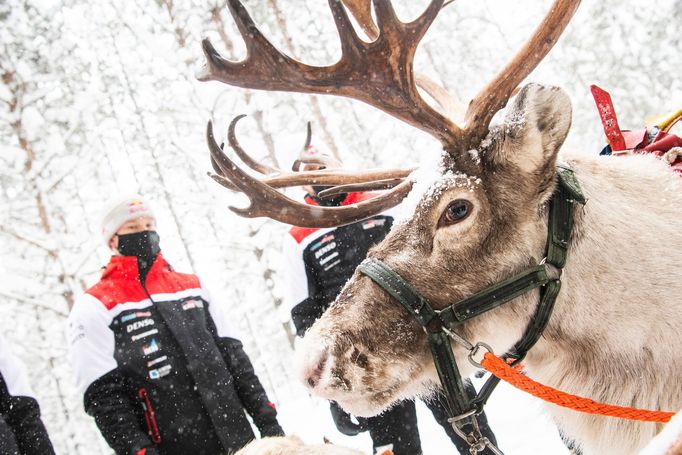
left=415, top=73, right=466, bottom=124
left=340, top=0, right=379, bottom=40
left=198, top=0, right=462, bottom=148
left=317, top=178, right=405, bottom=199
left=209, top=142, right=238, bottom=190
left=374, top=0, right=441, bottom=42
left=207, top=121, right=414, bottom=227
left=210, top=154, right=226, bottom=177
left=328, top=0, right=366, bottom=58
left=228, top=115, right=279, bottom=175
left=208, top=171, right=239, bottom=191
left=463, top=0, right=581, bottom=147
left=262, top=168, right=413, bottom=189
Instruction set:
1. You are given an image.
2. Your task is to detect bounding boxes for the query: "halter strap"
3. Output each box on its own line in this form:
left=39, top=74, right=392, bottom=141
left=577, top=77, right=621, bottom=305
left=357, top=166, right=585, bottom=452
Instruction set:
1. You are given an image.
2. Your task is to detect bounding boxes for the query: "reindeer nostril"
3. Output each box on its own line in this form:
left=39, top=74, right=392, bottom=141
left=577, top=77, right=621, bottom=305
left=306, top=350, right=328, bottom=389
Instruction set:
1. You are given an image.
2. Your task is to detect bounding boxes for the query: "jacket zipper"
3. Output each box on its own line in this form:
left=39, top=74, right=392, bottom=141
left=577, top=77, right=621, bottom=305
left=138, top=387, right=162, bottom=444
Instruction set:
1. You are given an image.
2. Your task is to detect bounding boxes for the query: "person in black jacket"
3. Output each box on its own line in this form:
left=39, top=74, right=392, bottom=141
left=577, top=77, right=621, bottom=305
left=283, top=147, right=498, bottom=455
left=0, top=334, right=55, bottom=455
left=68, top=195, right=283, bottom=455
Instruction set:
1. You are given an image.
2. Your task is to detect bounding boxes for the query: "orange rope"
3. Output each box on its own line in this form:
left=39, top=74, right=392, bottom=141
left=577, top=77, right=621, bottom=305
left=481, top=352, right=675, bottom=423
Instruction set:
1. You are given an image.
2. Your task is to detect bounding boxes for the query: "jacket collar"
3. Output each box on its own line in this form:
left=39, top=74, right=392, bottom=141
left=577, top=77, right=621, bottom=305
left=101, top=253, right=169, bottom=282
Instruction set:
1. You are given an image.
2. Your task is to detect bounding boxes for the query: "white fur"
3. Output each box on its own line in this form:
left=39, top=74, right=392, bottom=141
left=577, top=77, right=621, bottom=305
left=234, top=436, right=364, bottom=455
left=519, top=152, right=682, bottom=454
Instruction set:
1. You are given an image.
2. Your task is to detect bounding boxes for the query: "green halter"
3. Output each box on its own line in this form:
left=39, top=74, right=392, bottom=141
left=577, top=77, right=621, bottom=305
left=358, top=165, right=585, bottom=454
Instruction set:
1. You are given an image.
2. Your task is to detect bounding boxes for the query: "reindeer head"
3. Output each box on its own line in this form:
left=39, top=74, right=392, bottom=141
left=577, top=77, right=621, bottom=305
left=199, top=0, right=579, bottom=416
left=296, top=83, right=573, bottom=415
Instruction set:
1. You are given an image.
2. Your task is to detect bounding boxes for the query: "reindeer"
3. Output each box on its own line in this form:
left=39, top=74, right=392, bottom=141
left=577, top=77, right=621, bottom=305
left=197, top=0, right=682, bottom=453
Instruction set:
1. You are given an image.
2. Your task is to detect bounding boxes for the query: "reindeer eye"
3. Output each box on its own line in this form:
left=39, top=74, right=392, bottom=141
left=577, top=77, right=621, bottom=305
left=438, top=199, right=473, bottom=227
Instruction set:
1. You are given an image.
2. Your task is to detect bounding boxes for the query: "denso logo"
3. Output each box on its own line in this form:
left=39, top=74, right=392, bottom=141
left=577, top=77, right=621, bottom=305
left=314, top=241, right=336, bottom=259
left=127, top=318, right=154, bottom=333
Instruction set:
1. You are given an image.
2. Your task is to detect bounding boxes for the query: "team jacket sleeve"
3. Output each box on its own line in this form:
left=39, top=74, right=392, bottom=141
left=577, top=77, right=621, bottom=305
left=201, top=283, right=284, bottom=438
left=83, top=371, right=153, bottom=455
left=281, top=233, right=325, bottom=336
left=218, top=338, right=284, bottom=437
left=68, top=295, right=152, bottom=454
left=0, top=335, right=55, bottom=455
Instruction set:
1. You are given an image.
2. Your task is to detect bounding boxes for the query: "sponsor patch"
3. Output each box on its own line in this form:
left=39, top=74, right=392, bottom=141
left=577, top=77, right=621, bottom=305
left=132, top=328, right=158, bottom=342
left=310, top=234, right=335, bottom=251
left=121, top=311, right=152, bottom=323
left=149, top=365, right=172, bottom=380
left=323, top=259, right=341, bottom=271
left=142, top=339, right=160, bottom=356
left=182, top=300, right=204, bottom=311
left=314, top=241, right=337, bottom=259
left=126, top=318, right=155, bottom=333
left=147, top=355, right=167, bottom=367
left=319, top=251, right=339, bottom=265
left=362, top=219, right=385, bottom=230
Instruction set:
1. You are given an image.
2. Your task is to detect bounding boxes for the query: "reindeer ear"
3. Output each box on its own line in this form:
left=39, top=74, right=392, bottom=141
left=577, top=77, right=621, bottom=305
left=487, top=83, right=572, bottom=180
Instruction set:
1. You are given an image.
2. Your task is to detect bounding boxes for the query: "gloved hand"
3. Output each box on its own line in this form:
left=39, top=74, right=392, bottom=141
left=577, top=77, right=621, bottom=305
left=136, top=446, right=159, bottom=455
left=330, top=401, right=368, bottom=436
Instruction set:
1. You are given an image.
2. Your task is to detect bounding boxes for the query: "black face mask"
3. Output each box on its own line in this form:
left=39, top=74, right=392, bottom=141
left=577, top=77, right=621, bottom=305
left=117, top=231, right=161, bottom=264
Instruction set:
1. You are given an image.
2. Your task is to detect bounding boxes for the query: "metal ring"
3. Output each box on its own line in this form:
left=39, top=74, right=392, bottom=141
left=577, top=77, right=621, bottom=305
left=447, top=408, right=477, bottom=424
left=543, top=262, right=563, bottom=280
left=468, top=342, right=494, bottom=369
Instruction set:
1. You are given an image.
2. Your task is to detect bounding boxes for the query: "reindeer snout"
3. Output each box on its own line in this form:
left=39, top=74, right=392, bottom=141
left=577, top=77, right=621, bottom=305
left=302, top=348, right=328, bottom=389
left=296, top=331, right=366, bottom=403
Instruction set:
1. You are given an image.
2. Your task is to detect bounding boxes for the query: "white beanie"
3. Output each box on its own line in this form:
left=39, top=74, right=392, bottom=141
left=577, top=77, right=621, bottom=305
left=100, top=195, right=155, bottom=245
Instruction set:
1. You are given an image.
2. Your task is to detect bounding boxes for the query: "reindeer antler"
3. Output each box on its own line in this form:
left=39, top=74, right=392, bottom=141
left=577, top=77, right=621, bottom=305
left=463, top=0, right=580, bottom=145
left=207, top=117, right=414, bottom=227
left=200, top=0, right=580, bottom=226
left=198, top=0, right=462, bottom=147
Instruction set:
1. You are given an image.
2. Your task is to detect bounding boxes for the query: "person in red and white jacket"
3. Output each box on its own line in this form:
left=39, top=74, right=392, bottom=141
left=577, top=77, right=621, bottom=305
left=0, top=334, right=55, bottom=455
left=68, top=195, right=283, bottom=455
left=282, top=147, right=498, bottom=455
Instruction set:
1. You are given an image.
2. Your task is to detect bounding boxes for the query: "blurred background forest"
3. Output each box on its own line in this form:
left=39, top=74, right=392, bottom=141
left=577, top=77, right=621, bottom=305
left=1, top=0, right=681, bottom=452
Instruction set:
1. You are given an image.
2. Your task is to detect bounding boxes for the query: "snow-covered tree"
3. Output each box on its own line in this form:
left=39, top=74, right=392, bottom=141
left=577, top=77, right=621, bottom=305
left=1, top=0, right=679, bottom=452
